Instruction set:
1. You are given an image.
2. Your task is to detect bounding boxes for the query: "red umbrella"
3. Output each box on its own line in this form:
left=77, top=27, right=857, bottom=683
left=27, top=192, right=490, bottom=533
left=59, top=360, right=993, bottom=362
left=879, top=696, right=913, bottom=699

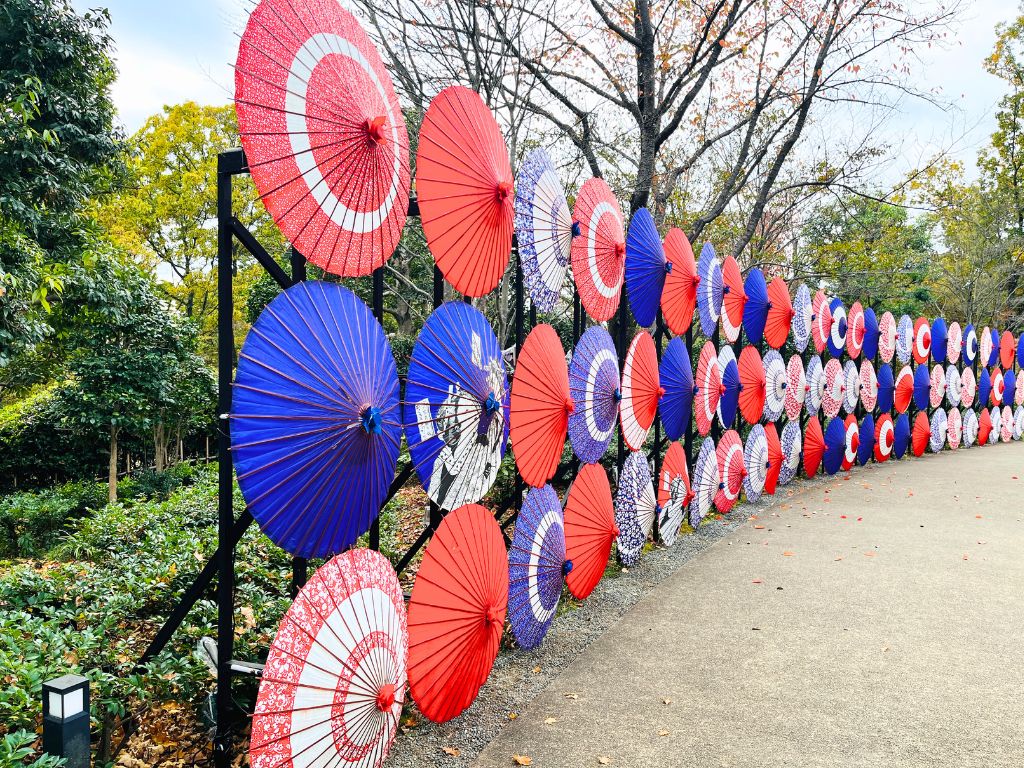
left=571, top=178, right=625, bottom=322
left=738, top=346, right=766, bottom=425
left=846, top=301, right=865, bottom=359
left=1001, top=331, right=1016, bottom=370
left=564, top=463, right=617, bottom=600
left=803, top=417, right=825, bottom=478
left=695, top=341, right=722, bottom=437
left=842, top=414, right=859, bottom=471
left=407, top=504, right=506, bottom=723
left=235, top=0, right=410, bottom=276
left=662, top=227, right=699, bottom=335
left=764, top=277, right=793, bottom=349
left=978, top=407, right=993, bottom=446
left=715, top=429, right=744, bottom=513
left=621, top=332, right=661, bottom=450
left=874, top=413, right=894, bottom=462
left=912, top=317, right=931, bottom=365
left=912, top=411, right=930, bottom=457
left=417, top=86, right=512, bottom=296
left=811, top=290, right=832, bottom=354
left=658, top=442, right=693, bottom=545
left=721, top=255, right=746, bottom=343
left=763, top=423, right=784, bottom=496
left=510, top=324, right=571, bottom=487
left=894, top=365, right=914, bottom=413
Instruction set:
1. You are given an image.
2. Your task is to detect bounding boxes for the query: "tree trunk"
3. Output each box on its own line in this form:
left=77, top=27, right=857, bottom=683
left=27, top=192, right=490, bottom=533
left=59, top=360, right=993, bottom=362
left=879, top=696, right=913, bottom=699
left=108, top=425, right=119, bottom=504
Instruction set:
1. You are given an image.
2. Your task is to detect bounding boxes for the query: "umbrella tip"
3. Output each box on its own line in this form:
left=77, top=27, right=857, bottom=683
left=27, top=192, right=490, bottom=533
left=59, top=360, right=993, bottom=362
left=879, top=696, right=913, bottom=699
left=657, top=386, right=665, bottom=399
left=496, top=181, right=512, bottom=202
left=665, top=260, right=673, bottom=274
left=375, top=683, right=396, bottom=712
left=562, top=559, right=574, bottom=576
left=565, top=396, right=576, bottom=414
left=364, top=115, right=387, bottom=145
left=613, top=387, right=622, bottom=402
left=572, top=220, right=582, bottom=238
left=614, top=241, right=626, bottom=257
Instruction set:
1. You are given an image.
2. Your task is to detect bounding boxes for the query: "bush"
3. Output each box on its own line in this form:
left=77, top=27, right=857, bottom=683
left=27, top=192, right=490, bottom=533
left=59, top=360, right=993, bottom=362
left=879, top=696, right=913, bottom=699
left=0, top=731, right=65, bottom=767
left=0, top=480, right=107, bottom=558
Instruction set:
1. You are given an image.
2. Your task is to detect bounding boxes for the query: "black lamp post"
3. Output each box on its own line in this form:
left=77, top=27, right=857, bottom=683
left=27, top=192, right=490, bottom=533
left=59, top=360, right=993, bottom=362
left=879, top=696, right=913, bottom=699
left=42, top=674, right=90, bottom=768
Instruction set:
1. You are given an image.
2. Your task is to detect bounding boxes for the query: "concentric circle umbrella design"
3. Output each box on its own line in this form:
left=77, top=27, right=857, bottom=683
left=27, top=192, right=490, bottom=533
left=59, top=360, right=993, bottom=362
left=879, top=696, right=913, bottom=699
left=806, top=355, right=825, bottom=414
left=963, top=408, right=979, bottom=448
left=811, top=290, right=833, bottom=354
left=692, top=438, right=719, bottom=528
left=625, top=208, right=666, bottom=328
left=978, top=407, right=993, bottom=446
left=929, top=364, right=946, bottom=409
left=961, top=367, right=976, bottom=408
left=893, top=413, right=911, bottom=459
left=822, top=418, right=846, bottom=475
left=947, top=321, right=962, bottom=365
left=662, top=227, right=699, bottom=335
left=1001, top=405, right=1013, bottom=442
left=742, top=267, right=769, bottom=345
left=743, top=425, right=769, bottom=502
left=793, top=284, right=812, bottom=352
left=719, top=356, right=741, bottom=429
left=979, top=326, right=993, bottom=369
left=564, top=463, right=617, bottom=600
left=822, top=358, right=844, bottom=419
left=912, top=364, right=931, bottom=411
left=764, top=423, right=784, bottom=495
left=858, top=414, right=875, bottom=467
left=1001, top=331, right=1016, bottom=369
left=877, top=363, right=895, bottom=413
left=878, top=311, right=897, bottom=363
left=842, top=414, right=859, bottom=471
left=738, top=346, right=767, bottom=425
left=929, top=408, right=947, bottom=453
left=779, top=421, right=802, bottom=486
left=1003, top=368, right=1016, bottom=407
left=765, top=277, right=794, bottom=350
left=842, top=360, right=859, bottom=414
left=571, top=178, right=625, bottom=322
left=405, top=302, right=509, bottom=511
left=511, top=324, right=571, bottom=487
left=620, top=331, right=660, bottom=450
left=930, top=318, right=947, bottom=364
left=232, top=282, right=400, bottom=558
left=658, top=442, right=692, bottom=546
left=963, top=324, right=978, bottom=366
left=859, top=360, right=878, bottom=412
left=408, top=503, right=506, bottom=723
left=417, top=86, right=512, bottom=297
left=991, top=369, right=1004, bottom=407
left=514, top=148, right=572, bottom=312
left=896, top=314, right=913, bottom=364
left=912, top=317, right=931, bottom=365
left=784, top=355, right=806, bottom=421
left=697, top=242, right=724, bottom=337
left=695, top=341, right=723, bottom=436
left=1014, top=405, right=1024, bottom=440
left=894, top=365, right=914, bottom=413
left=827, top=298, right=847, bottom=358
left=717, top=345, right=736, bottom=425
left=715, top=430, right=744, bottom=513
left=803, top=416, right=825, bottom=478
left=615, top=451, right=656, bottom=567
left=235, top=0, right=410, bottom=277
left=660, top=337, right=694, bottom=442
left=875, top=414, right=895, bottom=462
left=945, top=365, right=962, bottom=409
left=862, top=307, right=880, bottom=361
left=721, top=255, right=746, bottom=343
left=978, top=369, right=992, bottom=411
left=250, top=549, right=406, bottom=768
left=508, top=485, right=566, bottom=649
left=911, top=411, right=930, bottom=457
left=947, top=407, right=962, bottom=450
left=846, top=301, right=865, bottom=359
left=568, top=327, right=618, bottom=464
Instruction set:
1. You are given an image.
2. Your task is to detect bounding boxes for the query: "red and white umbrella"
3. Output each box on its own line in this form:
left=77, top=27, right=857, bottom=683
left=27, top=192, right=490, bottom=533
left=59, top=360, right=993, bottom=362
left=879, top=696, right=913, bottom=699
left=721, top=255, right=745, bottom=343
left=992, top=368, right=1005, bottom=407
left=945, top=365, right=962, bottom=409
left=714, top=430, right=744, bottom=514
left=251, top=549, right=407, bottom=768
left=947, top=407, right=962, bottom=450
left=620, top=332, right=661, bottom=450
left=874, top=414, right=894, bottom=462
left=571, top=178, right=625, bottom=322
left=894, top=365, right=914, bottom=413
left=695, top=341, right=722, bottom=437
left=235, top=0, right=410, bottom=276
left=961, top=367, right=976, bottom=408
left=842, top=414, right=859, bottom=471
left=846, top=301, right=865, bottom=359
left=842, top=360, right=859, bottom=414
left=946, top=322, right=962, bottom=364
left=878, top=311, right=897, bottom=363
left=763, top=350, right=787, bottom=422
left=929, top=364, right=945, bottom=409
left=1017, top=375, right=1024, bottom=406
left=859, top=360, right=878, bottom=412
left=1001, top=405, right=1014, bottom=442
left=811, top=290, right=832, bottom=354
left=979, top=326, right=994, bottom=371
left=784, top=355, right=806, bottom=421
left=912, top=317, right=931, bottom=365
left=822, top=358, right=844, bottom=419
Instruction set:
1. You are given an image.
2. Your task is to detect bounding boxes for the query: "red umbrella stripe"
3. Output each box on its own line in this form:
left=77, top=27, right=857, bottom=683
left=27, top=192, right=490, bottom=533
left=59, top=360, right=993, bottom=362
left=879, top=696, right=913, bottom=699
left=620, top=332, right=661, bottom=450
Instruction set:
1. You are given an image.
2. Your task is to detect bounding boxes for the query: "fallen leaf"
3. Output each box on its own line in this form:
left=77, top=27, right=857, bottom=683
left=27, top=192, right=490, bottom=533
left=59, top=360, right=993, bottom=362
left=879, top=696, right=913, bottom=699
left=532, top=665, right=541, bottom=674
left=752, top=579, right=763, bottom=584
left=783, top=551, right=795, bottom=557
left=402, top=716, right=419, bottom=728
left=963, top=554, right=969, bottom=560
left=513, top=755, right=533, bottom=766
left=443, top=747, right=461, bottom=757
left=834, top=556, right=844, bottom=561
left=662, top=697, right=673, bottom=705
left=856, top=517, right=863, bottom=522
left=564, top=692, right=579, bottom=700
left=509, top=712, right=518, bottom=720
left=597, top=757, right=612, bottom=765
left=544, top=717, right=560, bottom=725
left=754, top=525, right=765, bottom=530
left=658, top=729, right=670, bottom=737
left=976, top=515, right=983, bottom=519
left=863, top=551, right=876, bottom=558
left=840, top=514, right=847, bottom=519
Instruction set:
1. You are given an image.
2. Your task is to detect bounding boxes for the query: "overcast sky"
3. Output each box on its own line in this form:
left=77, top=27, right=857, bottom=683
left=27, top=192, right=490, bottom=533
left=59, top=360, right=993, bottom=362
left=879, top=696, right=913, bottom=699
left=74, top=0, right=1018, bottom=181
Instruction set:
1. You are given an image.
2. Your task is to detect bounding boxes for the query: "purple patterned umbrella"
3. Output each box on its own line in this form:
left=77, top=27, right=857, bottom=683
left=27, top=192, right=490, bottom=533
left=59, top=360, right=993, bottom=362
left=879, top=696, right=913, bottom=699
left=792, top=283, right=812, bottom=352
left=615, top=451, right=656, bottom=567
left=691, top=438, right=719, bottom=528
left=743, top=425, right=769, bottom=502
left=508, top=484, right=566, bottom=649
left=697, top=242, right=723, bottom=337
left=896, top=314, right=913, bottom=364
left=929, top=409, right=947, bottom=453
left=568, top=326, right=618, bottom=464
left=763, top=350, right=787, bottom=422
left=962, top=408, right=979, bottom=447
left=779, top=421, right=802, bottom=485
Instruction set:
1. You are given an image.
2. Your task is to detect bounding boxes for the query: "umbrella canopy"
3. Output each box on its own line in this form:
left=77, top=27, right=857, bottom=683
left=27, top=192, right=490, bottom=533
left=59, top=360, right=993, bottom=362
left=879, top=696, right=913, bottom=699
left=658, top=442, right=692, bottom=546
left=911, top=411, right=930, bottom=457
left=697, top=243, right=724, bottom=336
left=896, top=314, right=914, bottom=364
left=743, top=425, right=769, bottom=502
left=875, top=414, right=895, bottom=462
left=859, top=361, right=878, bottom=412
left=963, top=408, right=979, bottom=448
left=1018, top=371, right=1024, bottom=406
left=508, top=485, right=566, bottom=649
left=764, top=423, right=784, bottom=495
left=827, top=298, right=847, bottom=358
left=571, top=178, right=625, bottom=322
left=877, top=363, right=895, bottom=413
left=978, top=407, right=993, bottom=446
left=806, top=355, right=825, bottom=414
left=792, top=284, right=812, bottom=352
left=912, top=317, right=931, bottom=365
left=822, top=358, right=845, bottom=419
left=1018, top=334, right=1024, bottom=369
left=822, top=418, right=846, bottom=475
left=408, top=504, right=506, bottom=723
left=912, top=364, right=931, bottom=411
left=779, top=421, right=802, bottom=486
left=765, top=277, right=794, bottom=349
left=842, top=414, right=859, bottom=471
left=568, top=327, right=618, bottom=464
left=846, top=301, right=865, bottom=359
left=662, top=228, right=699, bottom=335
left=978, top=369, right=992, bottom=410
left=894, top=365, right=914, bottom=413
left=721, top=256, right=746, bottom=343
left=742, top=267, right=769, bottom=345
left=858, top=414, right=875, bottom=466
left=418, top=86, right=512, bottom=296
left=511, top=324, right=571, bottom=487
left=1001, top=405, right=1013, bottom=442
left=842, top=360, right=860, bottom=414
left=235, top=0, right=409, bottom=277
left=738, top=346, right=767, bottom=425
left=945, top=365, right=962, bottom=409
left=405, top=302, right=509, bottom=511
left=624, top=208, right=666, bottom=328
left=764, top=349, right=789, bottom=423
left=232, top=282, right=401, bottom=558
left=1003, top=368, right=1017, bottom=407
left=947, top=407, right=962, bottom=450
left=929, top=409, right=947, bottom=453
left=695, top=341, right=723, bottom=436
left=961, top=367, right=977, bottom=408
left=784, top=355, right=806, bottom=421
left=893, top=413, right=911, bottom=459
left=811, top=290, right=833, bottom=354
left=979, top=326, right=994, bottom=369
left=250, top=549, right=406, bottom=768
left=929, top=364, right=946, bottom=409
left=878, top=311, right=897, bottom=363
left=804, top=416, right=826, bottom=478
left=719, top=356, right=741, bottom=429
left=715, top=430, right=745, bottom=513
left=564, top=463, right=617, bottom=600
left=620, top=331, right=661, bottom=450
left=1001, top=331, right=1016, bottom=369
left=1014, top=406, right=1024, bottom=440
left=990, top=328, right=1002, bottom=368
left=963, top=324, right=979, bottom=366
left=862, top=308, right=880, bottom=361
left=660, top=337, right=694, bottom=442
left=717, top=345, right=737, bottom=423
left=931, top=318, right=948, bottom=364
left=615, top=451, right=657, bottom=566
left=514, top=148, right=573, bottom=311
left=692, top=438, right=720, bottom=528
left=947, top=321, right=962, bottom=364
left=992, top=369, right=1004, bottom=407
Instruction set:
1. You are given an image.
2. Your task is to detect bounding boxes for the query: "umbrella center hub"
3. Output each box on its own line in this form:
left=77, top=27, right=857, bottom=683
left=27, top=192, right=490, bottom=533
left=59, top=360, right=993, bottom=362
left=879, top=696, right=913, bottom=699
left=664, top=261, right=673, bottom=274
left=361, top=406, right=383, bottom=435
left=562, top=559, right=574, bottom=576
left=571, top=220, right=582, bottom=238
left=375, top=683, right=396, bottom=712
left=496, top=181, right=512, bottom=202
left=565, top=396, right=576, bottom=414
left=484, top=391, right=501, bottom=415
left=614, top=241, right=626, bottom=257
left=364, top=115, right=387, bottom=145
left=485, top=605, right=502, bottom=627
left=613, top=387, right=622, bottom=403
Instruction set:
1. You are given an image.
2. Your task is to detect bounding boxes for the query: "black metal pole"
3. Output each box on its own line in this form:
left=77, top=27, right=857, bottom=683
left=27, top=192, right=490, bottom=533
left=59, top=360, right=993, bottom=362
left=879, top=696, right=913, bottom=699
left=514, top=250, right=526, bottom=515
left=429, top=265, right=445, bottom=531
left=368, top=266, right=385, bottom=551
left=289, top=246, right=307, bottom=595
left=616, top=295, right=628, bottom=475
left=685, top=325, right=694, bottom=469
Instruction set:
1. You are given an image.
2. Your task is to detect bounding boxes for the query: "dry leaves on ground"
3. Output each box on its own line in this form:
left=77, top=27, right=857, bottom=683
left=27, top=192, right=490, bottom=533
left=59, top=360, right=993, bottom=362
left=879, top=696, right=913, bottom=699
left=513, top=755, right=533, bottom=766
left=443, top=747, right=461, bottom=757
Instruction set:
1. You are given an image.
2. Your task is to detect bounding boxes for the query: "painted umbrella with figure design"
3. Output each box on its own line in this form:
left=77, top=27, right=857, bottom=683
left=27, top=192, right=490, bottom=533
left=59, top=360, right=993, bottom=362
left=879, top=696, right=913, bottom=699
left=692, top=438, right=719, bottom=528
left=779, top=422, right=802, bottom=486
left=792, top=284, right=812, bottom=352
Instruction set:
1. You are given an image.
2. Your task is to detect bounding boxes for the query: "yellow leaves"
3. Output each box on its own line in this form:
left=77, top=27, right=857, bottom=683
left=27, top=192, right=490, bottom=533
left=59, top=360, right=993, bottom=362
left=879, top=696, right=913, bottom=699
left=598, top=756, right=613, bottom=764
left=513, top=755, right=533, bottom=765
left=782, top=551, right=795, bottom=557
left=658, top=729, right=671, bottom=737
left=443, top=746, right=461, bottom=757
left=509, top=712, right=518, bottom=720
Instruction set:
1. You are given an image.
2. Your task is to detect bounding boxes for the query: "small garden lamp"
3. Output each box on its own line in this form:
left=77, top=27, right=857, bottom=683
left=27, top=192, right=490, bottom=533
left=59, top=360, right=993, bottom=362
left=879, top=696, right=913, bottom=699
left=42, top=674, right=90, bottom=768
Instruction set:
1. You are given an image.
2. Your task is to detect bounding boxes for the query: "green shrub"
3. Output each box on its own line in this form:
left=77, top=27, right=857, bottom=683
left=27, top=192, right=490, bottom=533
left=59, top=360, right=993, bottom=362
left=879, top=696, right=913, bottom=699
left=0, top=730, right=65, bottom=767
left=0, top=479, right=108, bottom=558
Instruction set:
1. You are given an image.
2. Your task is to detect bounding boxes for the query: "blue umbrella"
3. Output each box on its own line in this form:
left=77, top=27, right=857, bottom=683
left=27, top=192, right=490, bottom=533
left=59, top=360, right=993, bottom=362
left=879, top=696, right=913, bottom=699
left=827, top=298, right=847, bottom=358
left=858, top=415, right=875, bottom=466
left=930, top=409, right=947, bottom=452
left=822, top=418, right=846, bottom=475
left=912, top=364, right=931, bottom=410
left=893, top=413, right=911, bottom=458
left=404, top=302, right=509, bottom=511
left=697, top=242, right=723, bottom=336
left=896, top=314, right=913, bottom=364
left=978, top=368, right=992, bottom=409
left=231, top=281, right=401, bottom=558
left=862, top=308, right=880, bottom=361
left=963, top=323, right=978, bottom=366
left=508, top=484, right=566, bottom=649
left=568, top=326, right=619, bottom=464
left=660, top=337, right=694, bottom=442
left=742, top=267, right=769, bottom=345
left=931, top=317, right=948, bottom=364
left=624, top=207, right=666, bottom=327
left=877, top=363, right=895, bottom=413
left=1004, top=369, right=1016, bottom=407
left=989, top=327, right=1001, bottom=367
left=1018, top=333, right=1024, bottom=369
left=719, top=357, right=740, bottom=429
